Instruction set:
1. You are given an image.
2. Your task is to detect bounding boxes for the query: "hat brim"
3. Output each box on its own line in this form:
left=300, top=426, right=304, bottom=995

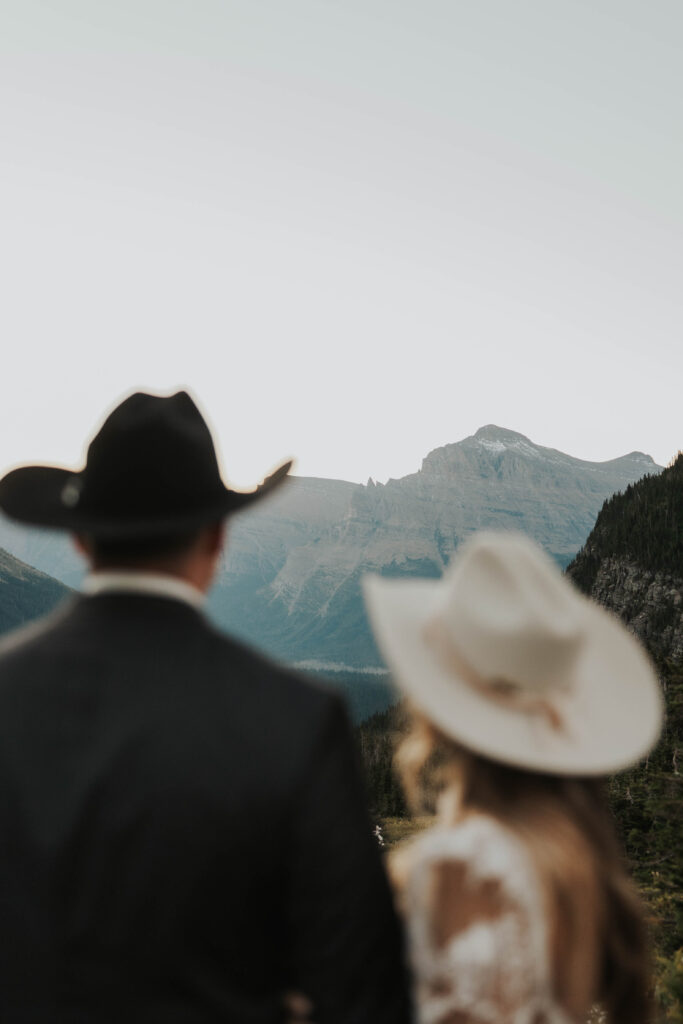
left=363, top=573, right=663, bottom=776
left=0, top=460, right=293, bottom=538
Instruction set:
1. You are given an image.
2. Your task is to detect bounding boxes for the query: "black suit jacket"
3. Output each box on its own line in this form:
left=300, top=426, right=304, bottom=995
left=0, top=593, right=411, bottom=1023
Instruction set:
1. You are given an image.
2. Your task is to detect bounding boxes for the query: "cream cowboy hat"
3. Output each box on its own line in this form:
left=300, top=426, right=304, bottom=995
left=363, top=532, right=663, bottom=775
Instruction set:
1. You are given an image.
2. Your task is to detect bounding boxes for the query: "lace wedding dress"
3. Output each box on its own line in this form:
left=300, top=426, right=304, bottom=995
left=401, top=814, right=577, bottom=1024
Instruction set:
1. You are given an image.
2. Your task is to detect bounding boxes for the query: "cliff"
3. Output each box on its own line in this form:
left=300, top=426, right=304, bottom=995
left=567, top=452, right=683, bottom=663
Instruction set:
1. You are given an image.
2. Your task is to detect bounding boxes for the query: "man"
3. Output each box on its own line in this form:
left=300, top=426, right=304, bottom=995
left=0, top=391, right=411, bottom=1023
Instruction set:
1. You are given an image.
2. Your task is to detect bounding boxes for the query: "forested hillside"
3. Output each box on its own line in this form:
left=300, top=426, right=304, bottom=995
left=569, top=454, right=682, bottom=589
left=567, top=454, right=682, bottom=1019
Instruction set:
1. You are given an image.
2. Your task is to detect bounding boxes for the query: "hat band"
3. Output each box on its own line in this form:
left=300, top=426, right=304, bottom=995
left=422, top=618, right=565, bottom=733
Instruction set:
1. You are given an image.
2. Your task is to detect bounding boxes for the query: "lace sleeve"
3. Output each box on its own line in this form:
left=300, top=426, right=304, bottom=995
left=404, top=816, right=567, bottom=1024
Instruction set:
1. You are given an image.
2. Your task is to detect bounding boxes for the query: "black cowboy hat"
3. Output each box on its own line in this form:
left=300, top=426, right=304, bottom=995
left=0, top=391, right=292, bottom=538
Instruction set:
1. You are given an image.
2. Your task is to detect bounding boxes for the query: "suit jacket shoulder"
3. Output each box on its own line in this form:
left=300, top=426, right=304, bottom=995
left=0, top=593, right=411, bottom=1023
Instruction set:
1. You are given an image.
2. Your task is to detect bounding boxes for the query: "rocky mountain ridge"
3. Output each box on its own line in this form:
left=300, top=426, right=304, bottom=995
left=210, top=425, right=661, bottom=665
left=0, top=426, right=662, bottom=666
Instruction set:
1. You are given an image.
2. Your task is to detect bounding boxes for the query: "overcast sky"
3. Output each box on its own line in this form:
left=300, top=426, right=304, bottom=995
left=1, top=0, right=681, bottom=486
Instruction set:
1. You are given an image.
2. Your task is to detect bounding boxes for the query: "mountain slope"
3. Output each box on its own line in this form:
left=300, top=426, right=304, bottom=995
left=0, top=548, right=71, bottom=636
left=211, top=426, right=661, bottom=665
left=0, top=518, right=85, bottom=588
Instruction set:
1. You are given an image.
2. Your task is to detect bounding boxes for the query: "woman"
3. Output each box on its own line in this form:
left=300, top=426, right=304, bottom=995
left=363, top=531, right=663, bottom=1024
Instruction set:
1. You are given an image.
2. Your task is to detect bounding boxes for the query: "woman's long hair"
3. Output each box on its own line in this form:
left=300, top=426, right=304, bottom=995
left=395, top=711, right=653, bottom=1024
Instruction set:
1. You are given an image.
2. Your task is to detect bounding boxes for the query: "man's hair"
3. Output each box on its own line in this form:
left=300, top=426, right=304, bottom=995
left=88, top=529, right=204, bottom=569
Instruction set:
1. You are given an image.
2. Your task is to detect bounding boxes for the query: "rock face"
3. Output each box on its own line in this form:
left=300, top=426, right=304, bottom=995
left=0, top=426, right=661, bottom=667
left=0, top=548, right=71, bottom=636
left=208, top=426, right=660, bottom=666
left=581, top=557, right=683, bottom=664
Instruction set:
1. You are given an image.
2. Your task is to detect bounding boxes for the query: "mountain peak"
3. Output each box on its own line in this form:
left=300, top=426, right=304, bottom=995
left=473, top=425, right=531, bottom=444
left=471, top=423, right=532, bottom=444
left=623, top=451, right=657, bottom=465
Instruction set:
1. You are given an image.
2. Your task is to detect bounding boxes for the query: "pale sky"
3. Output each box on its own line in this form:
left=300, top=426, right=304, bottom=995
left=1, top=0, right=681, bottom=486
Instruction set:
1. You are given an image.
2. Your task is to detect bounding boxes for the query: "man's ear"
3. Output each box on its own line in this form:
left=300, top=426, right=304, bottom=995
left=203, top=521, right=226, bottom=559
left=72, top=534, right=91, bottom=559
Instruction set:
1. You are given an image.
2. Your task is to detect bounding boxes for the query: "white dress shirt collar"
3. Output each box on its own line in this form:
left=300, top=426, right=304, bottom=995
left=82, top=571, right=205, bottom=610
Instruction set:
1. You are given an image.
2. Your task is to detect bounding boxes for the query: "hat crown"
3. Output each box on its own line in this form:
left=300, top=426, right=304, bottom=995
left=434, top=533, right=583, bottom=694
left=80, top=391, right=222, bottom=518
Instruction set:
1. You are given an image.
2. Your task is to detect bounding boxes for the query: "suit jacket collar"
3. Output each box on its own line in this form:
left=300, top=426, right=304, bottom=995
left=82, top=571, right=205, bottom=610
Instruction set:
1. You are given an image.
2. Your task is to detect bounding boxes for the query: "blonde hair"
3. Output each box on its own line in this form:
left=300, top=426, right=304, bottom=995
left=395, top=710, right=653, bottom=1024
